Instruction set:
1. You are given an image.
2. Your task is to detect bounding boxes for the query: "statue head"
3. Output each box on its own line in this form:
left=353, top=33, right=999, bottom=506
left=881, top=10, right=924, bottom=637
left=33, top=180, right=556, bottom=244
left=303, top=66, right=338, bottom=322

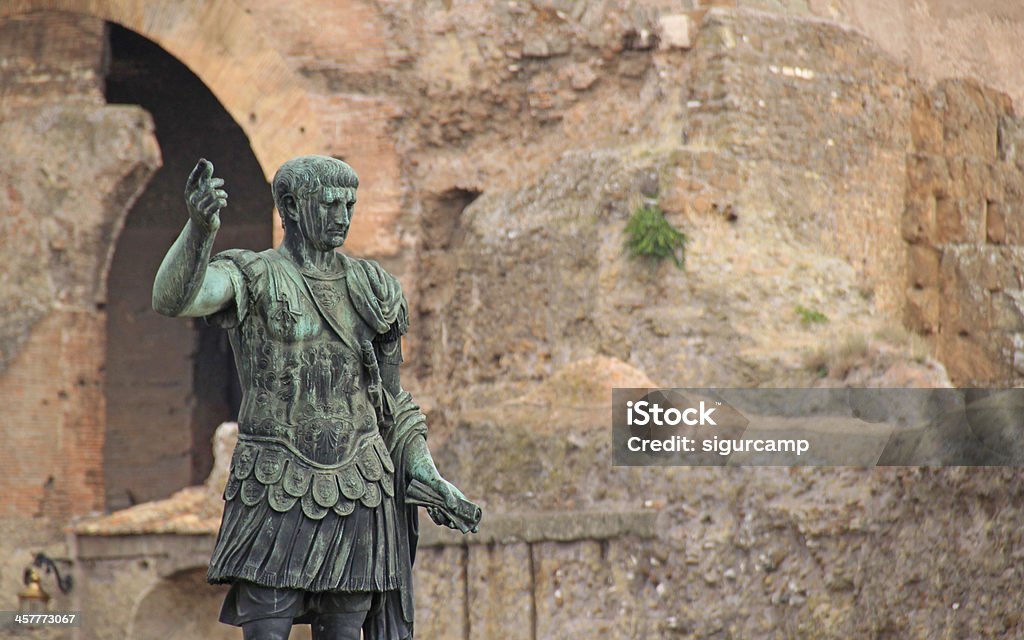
left=272, top=155, right=359, bottom=250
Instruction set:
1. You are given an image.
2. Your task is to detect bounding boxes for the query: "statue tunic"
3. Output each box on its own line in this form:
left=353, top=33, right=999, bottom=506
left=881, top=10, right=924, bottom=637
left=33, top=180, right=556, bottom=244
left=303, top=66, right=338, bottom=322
left=204, top=247, right=408, bottom=594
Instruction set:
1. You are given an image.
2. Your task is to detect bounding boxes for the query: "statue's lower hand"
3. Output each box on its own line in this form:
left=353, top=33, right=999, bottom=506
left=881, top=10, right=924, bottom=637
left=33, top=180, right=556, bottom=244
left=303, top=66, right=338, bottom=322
left=185, top=158, right=228, bottom=232
left=417, top=473, right=479, bottom=533
left=406, top=434, right=480, bottom=532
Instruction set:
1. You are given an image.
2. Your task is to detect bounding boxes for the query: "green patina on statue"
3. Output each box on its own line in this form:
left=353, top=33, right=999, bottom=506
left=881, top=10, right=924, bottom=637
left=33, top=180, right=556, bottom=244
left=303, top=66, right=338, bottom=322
left=153, top=156, right=481, bottom=640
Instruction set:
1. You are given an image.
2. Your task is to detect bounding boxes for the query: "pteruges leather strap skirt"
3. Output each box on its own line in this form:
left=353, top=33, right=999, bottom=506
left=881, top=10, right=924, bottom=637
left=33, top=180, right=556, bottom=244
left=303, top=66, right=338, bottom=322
left=207, top=491, right=402, bottom=593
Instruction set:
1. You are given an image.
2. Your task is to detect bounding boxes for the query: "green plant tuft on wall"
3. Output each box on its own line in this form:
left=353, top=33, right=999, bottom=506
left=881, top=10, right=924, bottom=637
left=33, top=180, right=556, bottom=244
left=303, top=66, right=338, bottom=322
left=795, top=305, right=828, bottom=326
left=624, top=204, right=687, bottom=269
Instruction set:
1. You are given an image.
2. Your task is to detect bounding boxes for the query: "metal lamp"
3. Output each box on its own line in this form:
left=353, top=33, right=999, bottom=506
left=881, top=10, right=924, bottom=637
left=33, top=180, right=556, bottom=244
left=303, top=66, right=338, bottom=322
left=17, top=553, right=72, bottom=614
left=17, top=568, right=50, bottom=614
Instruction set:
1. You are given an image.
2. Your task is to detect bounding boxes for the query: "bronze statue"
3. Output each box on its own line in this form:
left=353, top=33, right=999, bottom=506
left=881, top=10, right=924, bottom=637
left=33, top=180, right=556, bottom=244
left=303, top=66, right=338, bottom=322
left=153, top=156, right=480, bottom=640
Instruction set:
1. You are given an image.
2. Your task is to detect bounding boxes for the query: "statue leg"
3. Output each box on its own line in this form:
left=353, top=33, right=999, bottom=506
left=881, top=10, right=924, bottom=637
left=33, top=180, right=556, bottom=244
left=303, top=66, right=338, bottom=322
left=311, top=611, right=367, bottom=640
left=309, top=591, right=373, bottom=640
left=220, top=581, right=303, bottom=637
left=242, top=617, right=294, bottom=640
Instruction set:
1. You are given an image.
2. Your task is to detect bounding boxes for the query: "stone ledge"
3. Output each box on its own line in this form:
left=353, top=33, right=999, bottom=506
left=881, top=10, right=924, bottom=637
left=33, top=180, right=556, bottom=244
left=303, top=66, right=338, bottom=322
left=414, top=510, right=659, bottom=546
left=75, top=510, right=660, bottom=566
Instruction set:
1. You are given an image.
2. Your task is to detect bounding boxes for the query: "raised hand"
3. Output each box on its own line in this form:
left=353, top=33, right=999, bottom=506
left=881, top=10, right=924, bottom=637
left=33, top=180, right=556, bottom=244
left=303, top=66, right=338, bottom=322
left=185, top=158, right=228, bottom=233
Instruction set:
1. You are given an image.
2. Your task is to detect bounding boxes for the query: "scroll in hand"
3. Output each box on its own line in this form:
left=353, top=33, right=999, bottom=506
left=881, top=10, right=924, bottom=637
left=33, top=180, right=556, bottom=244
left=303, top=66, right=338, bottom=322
left=405, top=479, right=482, bottom=534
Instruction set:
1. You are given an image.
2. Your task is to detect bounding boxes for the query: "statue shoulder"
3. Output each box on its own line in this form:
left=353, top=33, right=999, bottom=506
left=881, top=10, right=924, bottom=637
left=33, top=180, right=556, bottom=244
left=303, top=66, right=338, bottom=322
left=210, top=248, right=276, bottom=282
left=341, top=254, right=409, bottom=338
left=346, top=255, right=403, bottom=291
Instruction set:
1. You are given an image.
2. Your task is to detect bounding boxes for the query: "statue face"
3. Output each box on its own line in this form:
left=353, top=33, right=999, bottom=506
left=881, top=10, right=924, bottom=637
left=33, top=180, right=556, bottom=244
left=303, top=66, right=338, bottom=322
left=297, top=185, right=356, bottom=250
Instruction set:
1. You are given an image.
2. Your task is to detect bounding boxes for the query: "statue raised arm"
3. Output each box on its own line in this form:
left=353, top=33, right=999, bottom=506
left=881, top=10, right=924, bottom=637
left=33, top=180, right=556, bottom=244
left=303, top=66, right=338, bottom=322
left=152, top=158, right=232, bottom=317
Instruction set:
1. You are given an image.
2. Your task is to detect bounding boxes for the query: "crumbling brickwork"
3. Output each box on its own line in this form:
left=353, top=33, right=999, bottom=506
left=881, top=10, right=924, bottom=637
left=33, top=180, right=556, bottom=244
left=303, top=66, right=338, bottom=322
left=0, top=11, right=161, bottom=621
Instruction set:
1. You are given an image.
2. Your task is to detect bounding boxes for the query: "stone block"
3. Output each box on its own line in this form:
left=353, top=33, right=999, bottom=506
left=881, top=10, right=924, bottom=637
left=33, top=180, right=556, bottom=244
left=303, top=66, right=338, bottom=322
left=414, top=546, right=467, bottom=640
left=934, top=196, right=960, bottom=242
left=938, top=249, right=992, bottom=334
left=902, top=199, right=935, bottom=244
left=910, top=84, right=944, bottom=155
left=936, top=332, right=1009, bottom=386
left=986, top=162, right=1005, bottom=202
left=954, top=157, right=1001, bottom=202
left=991, top=291, right=1024, bottom=332
left=468, top=543, right=533, bottom=640
left=940, top=79, right=1007, bottom=161
left=935, top=195, right=985, bottom=244
left=906, top=153, right=949, bottom=198
left=904, top=287, right=939, bottom=335
left=1001, top=154, right=1024, bottom=195
left=907, top=246, right=940, bottom=289
left=1000, top=200, right=1024, bottom=244
left=534, top=541, right=637, bottom=639
left=659, top=14, right=695, bottom=50
left=977, top=246, right=1019, bottom=292
left=987, top=200, right=1006, bottom=244
left=998, top=115, right=1024, bottom=164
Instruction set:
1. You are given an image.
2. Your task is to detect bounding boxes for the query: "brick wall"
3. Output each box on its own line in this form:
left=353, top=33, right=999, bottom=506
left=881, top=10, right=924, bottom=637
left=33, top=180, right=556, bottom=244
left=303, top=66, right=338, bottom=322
left=0, top=13, right=161, bottom=520
left=0, top=12, right=161, bottom=619
left=0, top=10, right=105, bottom=106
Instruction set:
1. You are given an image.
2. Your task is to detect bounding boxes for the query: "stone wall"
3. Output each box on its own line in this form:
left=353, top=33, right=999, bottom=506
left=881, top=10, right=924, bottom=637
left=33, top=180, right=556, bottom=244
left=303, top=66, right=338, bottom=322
left=903, top=78, right=1024, bottom=386
left=426, top=10, right=959, bottom=394
left=427, top=399, right=1024, bottom=639
left=682, top=9, right=911, bottom=316
left=0, top=10, right=105, bottom=107
left=71, top=512, right=658, bottom=640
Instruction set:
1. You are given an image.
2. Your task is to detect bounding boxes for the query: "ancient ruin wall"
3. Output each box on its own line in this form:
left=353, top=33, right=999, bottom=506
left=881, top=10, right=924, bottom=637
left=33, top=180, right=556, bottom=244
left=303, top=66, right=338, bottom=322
left=682, top=9, right=912, bottom=316
left=0, top=11, right=161, bottom=625
left=904, top=79, right=1024, bottom=386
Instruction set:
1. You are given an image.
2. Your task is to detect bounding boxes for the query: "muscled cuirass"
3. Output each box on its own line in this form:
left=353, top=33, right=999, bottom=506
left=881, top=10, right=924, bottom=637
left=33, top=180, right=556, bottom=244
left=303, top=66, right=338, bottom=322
left=204, top=248, right=406, bottom=521
left=223, top=249, right=384, bottom=467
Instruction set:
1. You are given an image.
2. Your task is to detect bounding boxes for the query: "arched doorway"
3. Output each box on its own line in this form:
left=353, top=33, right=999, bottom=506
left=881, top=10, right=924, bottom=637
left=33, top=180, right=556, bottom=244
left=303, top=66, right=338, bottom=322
left=103, top=24, right=272, bottom=510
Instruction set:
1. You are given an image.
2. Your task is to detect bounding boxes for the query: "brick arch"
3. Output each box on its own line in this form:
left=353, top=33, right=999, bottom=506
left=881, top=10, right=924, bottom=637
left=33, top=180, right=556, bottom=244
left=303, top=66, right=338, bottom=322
left=0, top=0, right=317, bottom=182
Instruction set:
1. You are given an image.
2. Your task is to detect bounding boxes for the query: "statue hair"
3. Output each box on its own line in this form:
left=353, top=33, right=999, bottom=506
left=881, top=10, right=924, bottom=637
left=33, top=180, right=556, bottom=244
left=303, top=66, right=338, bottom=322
left=271, top=156, right=359, bottom=227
